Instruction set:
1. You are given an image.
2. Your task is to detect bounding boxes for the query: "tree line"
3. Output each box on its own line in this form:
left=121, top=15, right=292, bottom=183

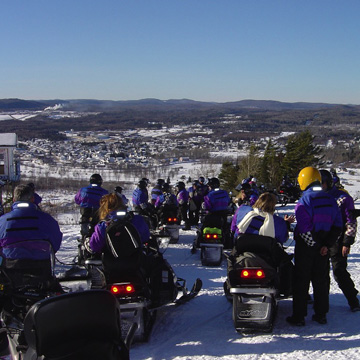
left=218, top=130, right=323, bottom=192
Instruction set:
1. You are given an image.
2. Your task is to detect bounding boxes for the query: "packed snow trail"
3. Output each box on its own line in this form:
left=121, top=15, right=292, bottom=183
left=58, top=217, right=360, bottom=360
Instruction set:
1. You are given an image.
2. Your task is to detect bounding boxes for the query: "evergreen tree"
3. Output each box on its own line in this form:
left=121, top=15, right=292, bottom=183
left=218, top=160, right=239, bottom=192
left=281, top=130, right=323, bottom=180
left=258, top=139, right=282, bottom=188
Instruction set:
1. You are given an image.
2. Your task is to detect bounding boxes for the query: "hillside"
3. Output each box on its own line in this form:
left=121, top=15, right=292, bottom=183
left=1, top=98, right=360, bottom=145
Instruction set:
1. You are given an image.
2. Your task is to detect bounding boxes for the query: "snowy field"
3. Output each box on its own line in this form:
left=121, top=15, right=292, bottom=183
left=4, top=167, right=360, bottom=359
left=54, top=169, right=360, bottom=359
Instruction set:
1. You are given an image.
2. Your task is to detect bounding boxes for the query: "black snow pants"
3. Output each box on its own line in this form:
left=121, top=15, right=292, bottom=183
left=329, top=241, right=359, bottom=308
left=292, top=239, right=330, bottom=319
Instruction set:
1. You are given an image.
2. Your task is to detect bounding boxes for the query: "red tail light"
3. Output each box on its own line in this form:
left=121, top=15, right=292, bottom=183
left=167, top=217, right=178, bottom=223
left=240, top=269, right=265, bottom=279
left=110, top=284, right=135, bottom=295
left=280, top=190, right=284, bottom=194
left=205, top=233, right=218, bottom=239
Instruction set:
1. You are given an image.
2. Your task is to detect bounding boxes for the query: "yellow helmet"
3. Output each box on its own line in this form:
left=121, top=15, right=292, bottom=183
left=297, top=167, right=321, bottom=191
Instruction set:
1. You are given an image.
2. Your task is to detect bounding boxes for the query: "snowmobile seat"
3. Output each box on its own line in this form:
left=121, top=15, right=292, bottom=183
left=24, top=289, right=130, bottom=360
left=102, top=219, right=145, bottom=283
left=202, top=212, right=226, bottom=229
left=234, top=233, right=285, bottom=268
left=158, top=204, right=178, bottom=224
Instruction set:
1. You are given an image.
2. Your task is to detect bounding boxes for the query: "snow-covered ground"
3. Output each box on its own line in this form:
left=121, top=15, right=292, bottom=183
left=4, top=167, right=360, bottom=359
left=54, top=169, right=360, bottom=360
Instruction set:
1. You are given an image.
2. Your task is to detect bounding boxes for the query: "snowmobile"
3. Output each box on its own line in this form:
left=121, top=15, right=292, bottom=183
left=224, top=234, right=293, bottom=333
left=85, top=255, right=201, bottom=342
left=1, top=289, right=133, bottom=360
left=198, top=226, right=224, bottom=266
left=192, top=212, right=232, bottom=266
left=277, top=185, right=301, bottom=206
left=83, top=211, right=202, bottom=342
left=0, top=239, right=133, bottom=360
left=152, top=205, right=180, bottom=244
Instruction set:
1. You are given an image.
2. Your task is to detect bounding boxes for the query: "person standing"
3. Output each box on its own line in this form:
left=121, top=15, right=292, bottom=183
left=132, top=179, right=151, bottom=214
left=188, top=181, right=201, bottom=226
left=286, top=167, right=342, bottom=326
left=75, top=174, right=108, bottom=238
left=320, top=169, right=360, bottom=312
left=151, top=179, right=165, bottom=205
left=175, top=181, right=191, bottom=230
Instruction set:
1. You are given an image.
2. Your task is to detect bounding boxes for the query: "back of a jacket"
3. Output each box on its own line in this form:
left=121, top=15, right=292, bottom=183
left=295, top=186, right=342, bottom=247
left=0, top=202, right=63, bottom=260
left=75, top=184, right=108, bottom=208
left=204, top=189, right=230, bottom=212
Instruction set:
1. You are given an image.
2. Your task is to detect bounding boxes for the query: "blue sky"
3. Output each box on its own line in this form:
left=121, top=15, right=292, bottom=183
left=1, top=0, right=359, bottom=104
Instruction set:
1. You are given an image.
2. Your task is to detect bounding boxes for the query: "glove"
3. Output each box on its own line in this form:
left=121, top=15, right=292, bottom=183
left=343, top=235, right=355, bottom=247
left=84, top=238, right=94, bottom=254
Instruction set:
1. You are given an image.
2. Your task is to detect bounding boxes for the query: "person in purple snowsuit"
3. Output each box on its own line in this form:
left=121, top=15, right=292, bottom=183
left=75, top=174, right=108, bottom=238
left=0, top=184, right=63, bottom=292
left=287, top=167, right=342, bottom=326
left=176, top=181, right=191, bottom=230
left=320, top=169, right=360, bottom=312
left=232, top=192, right=293, bottom=245
left=230, top=182, right=259, bottom=240
left=89, top=193, right=150, bottom=254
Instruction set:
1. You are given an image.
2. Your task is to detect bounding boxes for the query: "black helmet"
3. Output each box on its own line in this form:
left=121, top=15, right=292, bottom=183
left=162, top=183, right=171, bottom=192
left=235, top=182, right=251, bottom=194
left=320, top=169, right=333, bottom=189
left=156, top=178, right=165, bottom=186
left=208, top=177, right=220, bottom=189
left=138, top=180, right=147, bottom=189
left=176, top=181, right=185, bottom=190
left=90, top=174, right=103, bottom=185
left=114, top=186, right=123, bottom=194
left=198, top=176, right=205, bottom=184
left=142, top=177, right=150, bottom=185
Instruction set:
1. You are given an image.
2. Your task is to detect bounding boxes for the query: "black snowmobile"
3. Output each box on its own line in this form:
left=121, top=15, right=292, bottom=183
left=84, top=210, right=202, bottom=342
left=1, top=289, right=133, bottom=360
left=0, top=240, right=133, bottom=360
left=152, top=204, right=180, bottom=244
left=192, top=211, right=232, bottom=266
left=277, top=184, right=301, bottom=207
left=224, top=234, right=293, bottom=333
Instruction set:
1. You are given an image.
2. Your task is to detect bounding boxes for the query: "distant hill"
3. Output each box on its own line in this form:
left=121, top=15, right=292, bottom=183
left=0, top=97, right=355, bottom=112
left=0, top=98, right=47, bottom=111
left=1, top=97, right=360, bottom=144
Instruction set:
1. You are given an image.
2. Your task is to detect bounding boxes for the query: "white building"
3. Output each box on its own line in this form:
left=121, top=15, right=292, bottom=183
left=0, top=133, right=20, bottom=182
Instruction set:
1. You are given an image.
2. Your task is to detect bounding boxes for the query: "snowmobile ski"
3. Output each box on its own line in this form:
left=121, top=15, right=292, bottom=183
left=174, top=278, right=202, bottom=305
